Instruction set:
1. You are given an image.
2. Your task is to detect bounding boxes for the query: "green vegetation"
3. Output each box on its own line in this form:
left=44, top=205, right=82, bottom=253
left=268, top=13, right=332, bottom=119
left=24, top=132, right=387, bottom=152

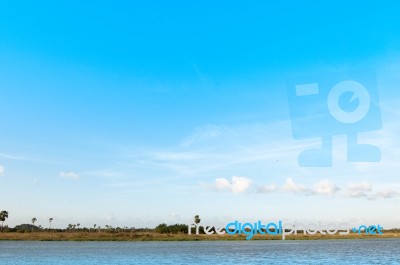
left=194, top=215, right=201, bottom=225
left=155, top=223, right=187, bottom=234
left=0, top=210, right=8, bottom=231
left=0, top=211, right=399, bottom=241
left=0, top=230, right=399, bottom=241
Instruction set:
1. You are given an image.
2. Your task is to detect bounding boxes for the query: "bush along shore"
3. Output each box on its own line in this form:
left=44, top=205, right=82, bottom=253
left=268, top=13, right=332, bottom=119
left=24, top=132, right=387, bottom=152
left=0, top=231, right=400, bottom=241
left=0, top=226, right=400, bottom=241
left=1, top=213, right=399, bottom=241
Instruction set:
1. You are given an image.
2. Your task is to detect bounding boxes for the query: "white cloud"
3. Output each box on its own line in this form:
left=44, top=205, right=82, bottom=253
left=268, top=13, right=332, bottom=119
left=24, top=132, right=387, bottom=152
left=346, top=182, right=372, bottom=198
left=60, top=171, right=80, bottom=180
left=313, top=179, right=340, bottom=196
left=283, top=178, right=339, bottom=196
left=369, top=190, right=400, bottom=200
left=203, top=176, right=252, bottom=194
left=283, top=178, right=309, bottom=194
left=202, top=175, right=396, bottom=200
left=0, top=165, right=4, bottom=175
left=257, top=184, right=276, bottom=193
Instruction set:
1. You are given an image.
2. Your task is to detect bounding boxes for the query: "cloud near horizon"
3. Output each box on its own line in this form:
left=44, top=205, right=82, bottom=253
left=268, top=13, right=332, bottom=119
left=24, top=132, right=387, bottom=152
left=313, top=179, right=340, bottom=196
left=202, top=176, right=253, bottom=194
left=346, top=182, right=372, bottom=198
left=201, top=176, right=400, bottom=200
left=282, top=178, right=309, bottom=194
left=368, top=190, right=400, bottom=200
left=282, top=178, right=339, bottom=196
left=345, top=181, right=400, bottom=200
left=257, top=184, right=277, bottom=194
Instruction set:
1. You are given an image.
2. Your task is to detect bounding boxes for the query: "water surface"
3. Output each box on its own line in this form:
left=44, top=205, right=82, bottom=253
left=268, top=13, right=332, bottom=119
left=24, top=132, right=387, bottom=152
left=0, top=239, right=398, bottom=264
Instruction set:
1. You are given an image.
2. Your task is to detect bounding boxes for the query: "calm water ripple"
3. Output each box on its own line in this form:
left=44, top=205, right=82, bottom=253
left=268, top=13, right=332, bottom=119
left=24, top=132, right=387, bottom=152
left=0, top=239, right=399, bottom=264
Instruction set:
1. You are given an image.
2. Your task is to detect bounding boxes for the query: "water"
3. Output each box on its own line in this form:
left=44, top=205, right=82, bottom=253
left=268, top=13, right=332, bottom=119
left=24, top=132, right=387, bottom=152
left=0, top=239, right=399, bottom=264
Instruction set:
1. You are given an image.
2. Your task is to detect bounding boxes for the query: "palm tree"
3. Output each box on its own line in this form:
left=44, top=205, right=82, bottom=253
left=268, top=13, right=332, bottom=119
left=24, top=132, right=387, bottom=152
left=194, top=215, right=201, bottom=225
left=0, top=211, right=8, bottom=231
left=31, top=218, right=37, bottom=232
left=49, top=218, right=53, bottom=229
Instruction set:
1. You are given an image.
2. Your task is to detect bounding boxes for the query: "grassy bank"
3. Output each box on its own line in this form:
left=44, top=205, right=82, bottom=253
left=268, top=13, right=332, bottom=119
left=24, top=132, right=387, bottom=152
left=0, top=231, right=399, bottom=241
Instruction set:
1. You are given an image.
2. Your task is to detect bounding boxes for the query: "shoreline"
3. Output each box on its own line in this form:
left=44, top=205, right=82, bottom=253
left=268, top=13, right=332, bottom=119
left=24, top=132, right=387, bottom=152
left=0, top=232, right=399, bottom=241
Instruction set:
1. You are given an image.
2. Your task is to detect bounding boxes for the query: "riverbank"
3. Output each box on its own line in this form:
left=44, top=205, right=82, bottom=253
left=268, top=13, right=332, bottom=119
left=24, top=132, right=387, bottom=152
left=0, top=231, right=399, bottom=241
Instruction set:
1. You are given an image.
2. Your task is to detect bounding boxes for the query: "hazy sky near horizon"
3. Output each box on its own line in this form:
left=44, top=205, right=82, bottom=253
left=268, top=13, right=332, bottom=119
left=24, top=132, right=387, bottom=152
left=1, top=1, right=400, bottom=229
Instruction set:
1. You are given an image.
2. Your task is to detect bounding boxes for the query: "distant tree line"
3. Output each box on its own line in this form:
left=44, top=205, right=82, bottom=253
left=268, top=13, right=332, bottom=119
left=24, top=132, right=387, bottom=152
left=155, top=223, right=188, bottom=234
left=0, top=212, right=219, bottom=235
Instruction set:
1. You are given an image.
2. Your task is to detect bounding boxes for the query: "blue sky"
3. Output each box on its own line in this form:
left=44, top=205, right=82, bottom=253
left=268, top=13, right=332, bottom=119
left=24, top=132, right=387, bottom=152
left=1, top=1, right=400, bottom=229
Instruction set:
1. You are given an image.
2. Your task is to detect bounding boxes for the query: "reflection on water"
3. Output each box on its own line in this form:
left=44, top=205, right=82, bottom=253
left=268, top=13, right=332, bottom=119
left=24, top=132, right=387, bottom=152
left=0, top=239, right=399, bottom=264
